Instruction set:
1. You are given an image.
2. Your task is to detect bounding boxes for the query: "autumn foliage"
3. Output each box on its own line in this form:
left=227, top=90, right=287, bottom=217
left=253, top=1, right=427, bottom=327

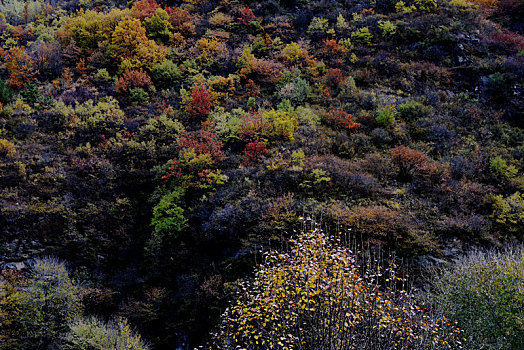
left=390, top=145, right=440, bottom=180
left=323, top=38, right=348, bottom=56
left=213, top=230, right=463, bottom=349
left=178, top=130, right=225, bottom=161
left=238, top=8, right=256, bottom=26
left=188, top=87, right=212, bottom=118
left=164, top=129, right=225, bottom=189
left=109, top=17, right=166, bottom=72
left=488, top=30, right=524, bottom=53
left=4, top=47, right=36, bottom=90
left=243, top=140, right=268, bottom=165
left=0, top=0, right=522, bottom=348
left=166, top=7, right=196, bottom=36
left=131, top=0, right=161, bottom=20
left=115, top=68, right=153, bottom=94
left=324, top=68, right=344, bottom=89
left=322, top=108, right=360, bottom=131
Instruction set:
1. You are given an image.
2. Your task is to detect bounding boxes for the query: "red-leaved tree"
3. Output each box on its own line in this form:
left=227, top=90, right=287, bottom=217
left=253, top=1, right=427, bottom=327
left=243, top=140, right=268, bottom=165
left=187, top=87, right=212, bottom=118
left=324, top=68, right=344, bottom=90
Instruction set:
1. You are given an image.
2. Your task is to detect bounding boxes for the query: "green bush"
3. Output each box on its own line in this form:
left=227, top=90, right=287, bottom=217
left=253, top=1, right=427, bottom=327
left=262, top=109, right=299, bottom=141
left=295, top=106, right=321, bottom=126
left=151, top=59, right=183, bottom=88
left=489, top=192, right=524, bottom=237
left=137, top=114, right=184, bottom=156
left=209, top=107, right=244, bottom=143
left=64, top=317, right=149, bottom=350
left=144, top=8, right=173, bottom=44
left=489, top=156, right=519, bottom=182
left=147, top=187, right=187, bottom=256
left=351, top=27, right=373, bottom=44
left=68, top=97, right=126, bottom=141
left=376, top=105, right=398, bottom=126
left=129, top=88, right=150, bottom=106
left=427, top=246, right=524, bottom=349
left=278, top=76, right=312, bottom=105
left=415, top=0, right=438, bottom=11
left=96, top=68, right=114, bottom=84
left=0, top=257, right=82, bottom=349
left=397, top=100, right=431, bottom=122
left=378, top=20, right=397, bottom=36
left=336, top=14, right=349, bottom=32
left=0, top=79, right=14, bottom=104
left=307, top=17, right=329, bottom=37
left=20, top=82, right=42, bottom=106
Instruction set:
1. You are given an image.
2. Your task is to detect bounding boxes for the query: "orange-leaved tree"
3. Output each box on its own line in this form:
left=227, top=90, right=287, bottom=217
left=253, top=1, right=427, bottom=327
left=390, top=145, right=445, bottom=181
left=165, top=7, right=196, bottom=37
left=4, top=47, right=36, bottom=90
left=115, top=68, right=153, bottom=94
left=322, top=107, right=360, bottom=131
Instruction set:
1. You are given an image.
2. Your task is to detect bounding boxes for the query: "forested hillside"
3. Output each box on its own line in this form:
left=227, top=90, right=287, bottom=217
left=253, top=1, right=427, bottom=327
left=0, top=0, right=523, bottom=348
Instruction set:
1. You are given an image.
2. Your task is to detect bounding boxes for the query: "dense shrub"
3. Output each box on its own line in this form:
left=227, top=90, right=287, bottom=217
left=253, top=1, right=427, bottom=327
left=64, top=317, right=149, bottom=350
left=427, top=246, right=524, bottom=350
left=41, top=97, right=125, bottom=144
left=0, top=138, right=16, bottom=157
left=0, top=257, right=82, bottom=349
left=489, top=156, right=519, bottom=182
left=371, top=127, right=392, bottom=146
left=65, top=9, right=129, bottom=51
left=239, top=109, right=299, bottom=142
left=164, top=129, right=226, bottom=190
left=151, top=59, right=182, bottom=88
left=0, top=0, right=45, bottom=25
left=397, top=100, right=431, bottom=121
left=488, top=192, right=524, bottom=237
left=147, top=187, right=187, bottom=256
left=109, top=17, right=166, bottom=72
left=390, top=145, right=439, bottom=181
left=0, top=0, right=523, bottom=347
left=187, top=87, right=212, bottom=119
left=0, top=79, right=14, bottom=104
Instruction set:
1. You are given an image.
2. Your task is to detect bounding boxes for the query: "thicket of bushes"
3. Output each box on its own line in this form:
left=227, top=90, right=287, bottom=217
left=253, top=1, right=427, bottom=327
left=0, top=0, right=522, bottom=347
